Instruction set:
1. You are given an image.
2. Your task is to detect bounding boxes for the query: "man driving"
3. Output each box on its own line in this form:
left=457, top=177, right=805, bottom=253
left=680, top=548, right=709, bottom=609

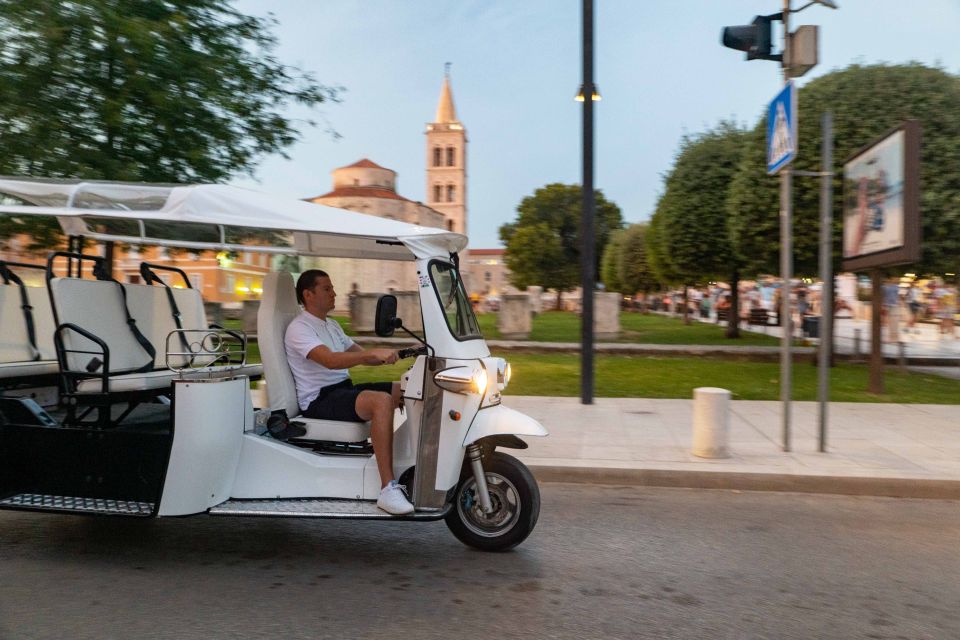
left=284, top=269, right=414, bottom=515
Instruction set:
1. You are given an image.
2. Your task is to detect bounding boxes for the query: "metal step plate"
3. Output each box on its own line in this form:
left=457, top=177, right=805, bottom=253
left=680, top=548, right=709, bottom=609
left=0, top=493, right=154, bottom=516
left=209, top=498, right=449, bottom=521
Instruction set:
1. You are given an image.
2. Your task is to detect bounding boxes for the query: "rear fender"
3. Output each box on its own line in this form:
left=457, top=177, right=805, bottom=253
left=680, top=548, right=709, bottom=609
left=463, top=404, right=547, bottom=447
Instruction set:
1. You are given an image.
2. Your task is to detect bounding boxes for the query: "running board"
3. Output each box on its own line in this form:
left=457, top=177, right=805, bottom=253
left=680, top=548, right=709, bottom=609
left=0, top=493, right=155, bottom=516
left=208, top=498, right=450, bottom=521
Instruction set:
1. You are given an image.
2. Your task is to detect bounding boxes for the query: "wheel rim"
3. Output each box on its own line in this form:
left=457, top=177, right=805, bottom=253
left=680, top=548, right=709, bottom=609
left=456, top=472, right=521, bottom=538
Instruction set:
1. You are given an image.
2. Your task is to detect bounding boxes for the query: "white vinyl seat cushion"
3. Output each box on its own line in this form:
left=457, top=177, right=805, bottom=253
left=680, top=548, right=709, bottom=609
left=257, top=272, right=369, bottom=443
left=74, top=364, right=264, bottom=394
left=0, top=360, right=59, bottom=379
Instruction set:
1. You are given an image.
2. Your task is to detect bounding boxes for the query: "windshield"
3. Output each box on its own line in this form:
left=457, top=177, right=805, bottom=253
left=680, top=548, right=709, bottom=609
left=429, top=260, right=482, bottom=340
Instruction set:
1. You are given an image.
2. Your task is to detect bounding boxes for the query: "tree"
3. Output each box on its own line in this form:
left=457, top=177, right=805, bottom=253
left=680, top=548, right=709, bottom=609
left=601, top=223, right=659, bottom=309
left=500, top=183, right=624, bottom=307
left=618, top=223, right=659, bottom=308
left=728, top=63, right=960, bottom=277
left=0, top=0, right=338, bottom=248
left=600, top=228, right=627, bottom=293
left=657, top=122, right=748, bottom=332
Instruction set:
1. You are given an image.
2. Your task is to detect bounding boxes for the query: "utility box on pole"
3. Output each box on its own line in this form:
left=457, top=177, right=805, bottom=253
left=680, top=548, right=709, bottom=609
left=786, top=25, right=818, bottom=77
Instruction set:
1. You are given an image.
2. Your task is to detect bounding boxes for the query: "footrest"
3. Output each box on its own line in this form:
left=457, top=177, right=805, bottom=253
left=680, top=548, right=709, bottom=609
left=0, top=493, right=154, bottom=516
left=208, top=498, right=449, bottom=521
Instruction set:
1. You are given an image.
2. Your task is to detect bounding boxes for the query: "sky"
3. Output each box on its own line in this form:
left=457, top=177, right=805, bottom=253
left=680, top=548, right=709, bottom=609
left=231, top=0, right=960, bottom=249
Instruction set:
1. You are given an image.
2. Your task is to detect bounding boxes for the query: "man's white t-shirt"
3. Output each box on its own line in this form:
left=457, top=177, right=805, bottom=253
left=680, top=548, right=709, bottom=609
left=284, top=311, right=355, bottom=411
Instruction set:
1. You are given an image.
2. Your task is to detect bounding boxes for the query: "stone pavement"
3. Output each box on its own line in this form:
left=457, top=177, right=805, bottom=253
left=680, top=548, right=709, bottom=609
left=503, top=396, right=960, bottom=499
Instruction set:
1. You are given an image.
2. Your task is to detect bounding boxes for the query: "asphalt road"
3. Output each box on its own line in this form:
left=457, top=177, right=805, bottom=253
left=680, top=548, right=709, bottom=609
left=1, top=484, right=958, bottom=640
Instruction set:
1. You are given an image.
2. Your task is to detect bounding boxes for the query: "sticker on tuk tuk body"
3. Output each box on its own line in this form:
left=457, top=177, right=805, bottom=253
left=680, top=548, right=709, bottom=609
left=419, top=274, right=431, bottom=288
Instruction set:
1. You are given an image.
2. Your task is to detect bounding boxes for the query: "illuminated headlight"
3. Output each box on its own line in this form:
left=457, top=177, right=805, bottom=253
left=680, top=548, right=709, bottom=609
left=473, top=367, right=488, bottom=396
left=435, top=365, right=487, bottom=397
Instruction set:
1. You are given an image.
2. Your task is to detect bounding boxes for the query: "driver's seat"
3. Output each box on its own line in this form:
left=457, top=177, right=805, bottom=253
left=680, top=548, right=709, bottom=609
left=257, top=272, right=371, bottom=443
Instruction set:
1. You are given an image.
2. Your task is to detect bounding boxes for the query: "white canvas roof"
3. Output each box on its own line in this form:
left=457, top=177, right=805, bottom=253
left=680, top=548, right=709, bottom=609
left=0, top=177, right=467, bottom=261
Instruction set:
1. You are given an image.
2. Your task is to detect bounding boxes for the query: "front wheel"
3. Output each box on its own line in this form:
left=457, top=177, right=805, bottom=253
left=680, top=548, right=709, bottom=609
left=444, top=451, right=540, bottom=551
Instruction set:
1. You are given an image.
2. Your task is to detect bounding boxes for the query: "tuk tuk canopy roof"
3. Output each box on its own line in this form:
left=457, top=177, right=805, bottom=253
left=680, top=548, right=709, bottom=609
left=0, top=177, right=467, bottom=260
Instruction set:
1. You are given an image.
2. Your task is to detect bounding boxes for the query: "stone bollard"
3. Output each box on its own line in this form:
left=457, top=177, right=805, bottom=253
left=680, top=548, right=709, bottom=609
left=349, top=293, right=380, bottom=333
left=497, top=294, right=532, bottom=339
left=204, top=301, right=223, bottom=326
left=241, top=300, right=260, bottom=334
left=527, top=286, right=543, bottom=315
left=594, top=291, right=621, bottom=340
left=394, top=291, right=423, bottom=333
left=691, top=387, right=731, bottom=459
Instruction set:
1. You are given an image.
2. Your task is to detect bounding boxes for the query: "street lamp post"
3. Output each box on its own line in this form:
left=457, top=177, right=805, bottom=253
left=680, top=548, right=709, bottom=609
left=580, top=0, right=595, bottom=405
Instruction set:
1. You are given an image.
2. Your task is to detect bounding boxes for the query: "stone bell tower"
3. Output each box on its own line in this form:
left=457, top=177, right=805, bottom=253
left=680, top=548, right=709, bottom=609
left=425, top=64, right=468, bottom=236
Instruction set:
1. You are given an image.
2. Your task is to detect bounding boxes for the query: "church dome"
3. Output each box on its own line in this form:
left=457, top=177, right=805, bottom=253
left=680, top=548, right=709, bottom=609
left=332, top=158, right=397, bottom=191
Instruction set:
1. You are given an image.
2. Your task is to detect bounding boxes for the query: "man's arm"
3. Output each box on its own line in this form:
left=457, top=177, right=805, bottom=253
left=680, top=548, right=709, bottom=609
left=306, top=344, right=398, bottom=370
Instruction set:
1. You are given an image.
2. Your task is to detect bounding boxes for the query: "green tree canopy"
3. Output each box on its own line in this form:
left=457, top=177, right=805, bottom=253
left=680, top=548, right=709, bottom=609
left=728, top=63, right=960, bottom=277
left=500, top=183, right=624, bottom=298
left=0, top=0, right=338, bottom=248
left=600, top=228, right=627, bottom=292
left=618, top=223, right=659, bottom=295
left=659, top=121, right=748, bottom=283
left=601, top=223, right=658, bottom=295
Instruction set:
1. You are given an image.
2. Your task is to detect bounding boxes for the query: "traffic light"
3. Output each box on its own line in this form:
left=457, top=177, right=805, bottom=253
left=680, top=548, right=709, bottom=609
left=721, top=13, right=782, bottom=62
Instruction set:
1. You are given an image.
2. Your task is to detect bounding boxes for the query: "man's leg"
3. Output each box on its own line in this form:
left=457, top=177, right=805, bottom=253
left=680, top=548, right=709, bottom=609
left=355, top=389, right=397, bottom=488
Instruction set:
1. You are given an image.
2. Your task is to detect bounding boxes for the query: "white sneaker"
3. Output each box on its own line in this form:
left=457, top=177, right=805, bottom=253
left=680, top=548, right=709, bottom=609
left=377, top=481, right=414, bottom=515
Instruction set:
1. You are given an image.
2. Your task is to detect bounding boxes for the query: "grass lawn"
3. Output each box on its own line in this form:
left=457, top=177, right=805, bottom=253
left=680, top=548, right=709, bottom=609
left=346, top=353, right=960, bottom=404
left=478, top=311, right=790, bottom=346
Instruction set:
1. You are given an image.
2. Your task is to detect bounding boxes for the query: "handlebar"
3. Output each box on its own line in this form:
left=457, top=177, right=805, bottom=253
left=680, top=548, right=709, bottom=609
left=398, top=346, right=428, bottom=360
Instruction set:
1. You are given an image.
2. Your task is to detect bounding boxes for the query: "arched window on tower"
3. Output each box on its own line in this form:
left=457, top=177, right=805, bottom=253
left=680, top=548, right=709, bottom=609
left=433, top=147, right=442, bottom=167
left=447, top=219, right=454, bottom=231
left=433, top=184, right=442, bottom=202
left=446, top=147, right=456, bottom=166
left=447, top=184, right=456, bottom=202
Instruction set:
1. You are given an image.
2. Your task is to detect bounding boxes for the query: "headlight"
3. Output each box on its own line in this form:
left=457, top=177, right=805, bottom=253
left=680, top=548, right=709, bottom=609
left=434, top=365, right=487, bottom=396
left=473, top=368, right=488, bottom=396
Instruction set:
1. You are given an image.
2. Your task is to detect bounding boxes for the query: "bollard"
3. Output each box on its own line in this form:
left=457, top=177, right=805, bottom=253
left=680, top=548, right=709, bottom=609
left=853, top=328, right=862, bottom=360
left=691, top=387, right=731, bottom=459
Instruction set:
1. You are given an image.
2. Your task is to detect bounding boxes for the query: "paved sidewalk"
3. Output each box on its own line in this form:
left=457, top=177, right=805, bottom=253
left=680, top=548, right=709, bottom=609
left=504, top=396, right=960, bottom=499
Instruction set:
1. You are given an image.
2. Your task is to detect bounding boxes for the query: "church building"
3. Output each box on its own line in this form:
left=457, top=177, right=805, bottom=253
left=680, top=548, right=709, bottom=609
left=302, top=69, right=470, bottom=297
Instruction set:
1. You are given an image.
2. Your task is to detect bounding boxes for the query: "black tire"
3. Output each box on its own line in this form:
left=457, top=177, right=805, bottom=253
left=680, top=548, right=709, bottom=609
left=444, top=451, right=540, bottom=551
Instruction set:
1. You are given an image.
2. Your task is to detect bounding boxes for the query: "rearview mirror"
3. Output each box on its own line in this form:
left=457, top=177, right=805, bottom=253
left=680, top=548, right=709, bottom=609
left=375, top=295, right=402, bottom=337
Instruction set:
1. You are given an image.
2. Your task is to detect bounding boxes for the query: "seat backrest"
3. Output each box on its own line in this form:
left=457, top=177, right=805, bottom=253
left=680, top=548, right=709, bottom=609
left=125, top=283, right=208, bottom=368
left=257, top=272, right=302, bottom=417
left=49, top=277, right=154, bottom=373
left=0, top=283, right=57, bottom=364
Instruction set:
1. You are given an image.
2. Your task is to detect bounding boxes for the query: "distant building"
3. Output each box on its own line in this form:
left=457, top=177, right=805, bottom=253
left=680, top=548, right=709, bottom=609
left=463, top=248, right=515, bottom=300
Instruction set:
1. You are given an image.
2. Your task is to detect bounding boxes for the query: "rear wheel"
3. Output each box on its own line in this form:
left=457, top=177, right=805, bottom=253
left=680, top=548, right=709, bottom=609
left=444, top=451, right=540, bottom=551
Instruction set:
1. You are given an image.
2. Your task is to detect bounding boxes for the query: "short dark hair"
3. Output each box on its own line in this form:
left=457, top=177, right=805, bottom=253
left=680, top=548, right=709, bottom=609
left=295, top=269, right=330, bottom=304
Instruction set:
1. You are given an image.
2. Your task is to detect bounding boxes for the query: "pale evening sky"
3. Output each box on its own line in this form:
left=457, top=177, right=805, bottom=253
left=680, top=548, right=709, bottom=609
left=231, top=0, right=960, bottom=249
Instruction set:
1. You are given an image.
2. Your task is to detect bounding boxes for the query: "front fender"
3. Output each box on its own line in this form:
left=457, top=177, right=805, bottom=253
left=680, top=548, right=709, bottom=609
left=463, top=403, right=548, bottom=447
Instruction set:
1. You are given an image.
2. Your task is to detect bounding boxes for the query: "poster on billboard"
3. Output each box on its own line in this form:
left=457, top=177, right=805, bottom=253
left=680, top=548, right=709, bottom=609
left=842, top=121, right=920, bottom=271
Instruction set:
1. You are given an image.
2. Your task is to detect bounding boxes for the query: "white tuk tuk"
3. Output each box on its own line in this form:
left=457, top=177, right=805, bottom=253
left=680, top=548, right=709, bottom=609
left=0, top=178, right=547, bottom=551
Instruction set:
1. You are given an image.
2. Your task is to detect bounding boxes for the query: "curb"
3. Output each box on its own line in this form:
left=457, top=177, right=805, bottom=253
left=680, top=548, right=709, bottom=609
left=529, top=465, right=960, bottom=500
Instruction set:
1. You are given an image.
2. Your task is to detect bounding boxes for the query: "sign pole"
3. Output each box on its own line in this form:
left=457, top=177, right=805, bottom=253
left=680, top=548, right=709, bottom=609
left=817, top=111, right=833, bottom=452
left=870, top=269, right=884, bottom=393
left=779, top=0, right=792, bottom=452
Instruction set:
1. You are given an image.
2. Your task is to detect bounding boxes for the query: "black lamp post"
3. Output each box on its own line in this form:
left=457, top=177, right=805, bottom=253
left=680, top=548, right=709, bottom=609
left=580, top=0, right=596, bottom=404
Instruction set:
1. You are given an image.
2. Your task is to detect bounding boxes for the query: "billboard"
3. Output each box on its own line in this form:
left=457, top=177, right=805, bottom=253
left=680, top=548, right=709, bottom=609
left=842, top=121, right=920, bottom=271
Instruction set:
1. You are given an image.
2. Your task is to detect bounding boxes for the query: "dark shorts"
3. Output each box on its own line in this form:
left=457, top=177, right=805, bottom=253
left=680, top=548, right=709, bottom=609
left=303, top=379, right=393, bottom=422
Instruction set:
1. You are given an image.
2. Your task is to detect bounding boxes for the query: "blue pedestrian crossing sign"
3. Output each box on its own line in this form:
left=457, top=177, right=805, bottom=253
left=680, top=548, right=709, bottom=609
left=767, top=80, right=797, bottom=175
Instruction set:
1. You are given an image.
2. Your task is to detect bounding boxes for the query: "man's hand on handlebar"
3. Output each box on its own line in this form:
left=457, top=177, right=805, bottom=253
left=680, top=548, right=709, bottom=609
left=398, top=346, right=428, bottom=359
left=365, top=348, right=399, bottom=365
